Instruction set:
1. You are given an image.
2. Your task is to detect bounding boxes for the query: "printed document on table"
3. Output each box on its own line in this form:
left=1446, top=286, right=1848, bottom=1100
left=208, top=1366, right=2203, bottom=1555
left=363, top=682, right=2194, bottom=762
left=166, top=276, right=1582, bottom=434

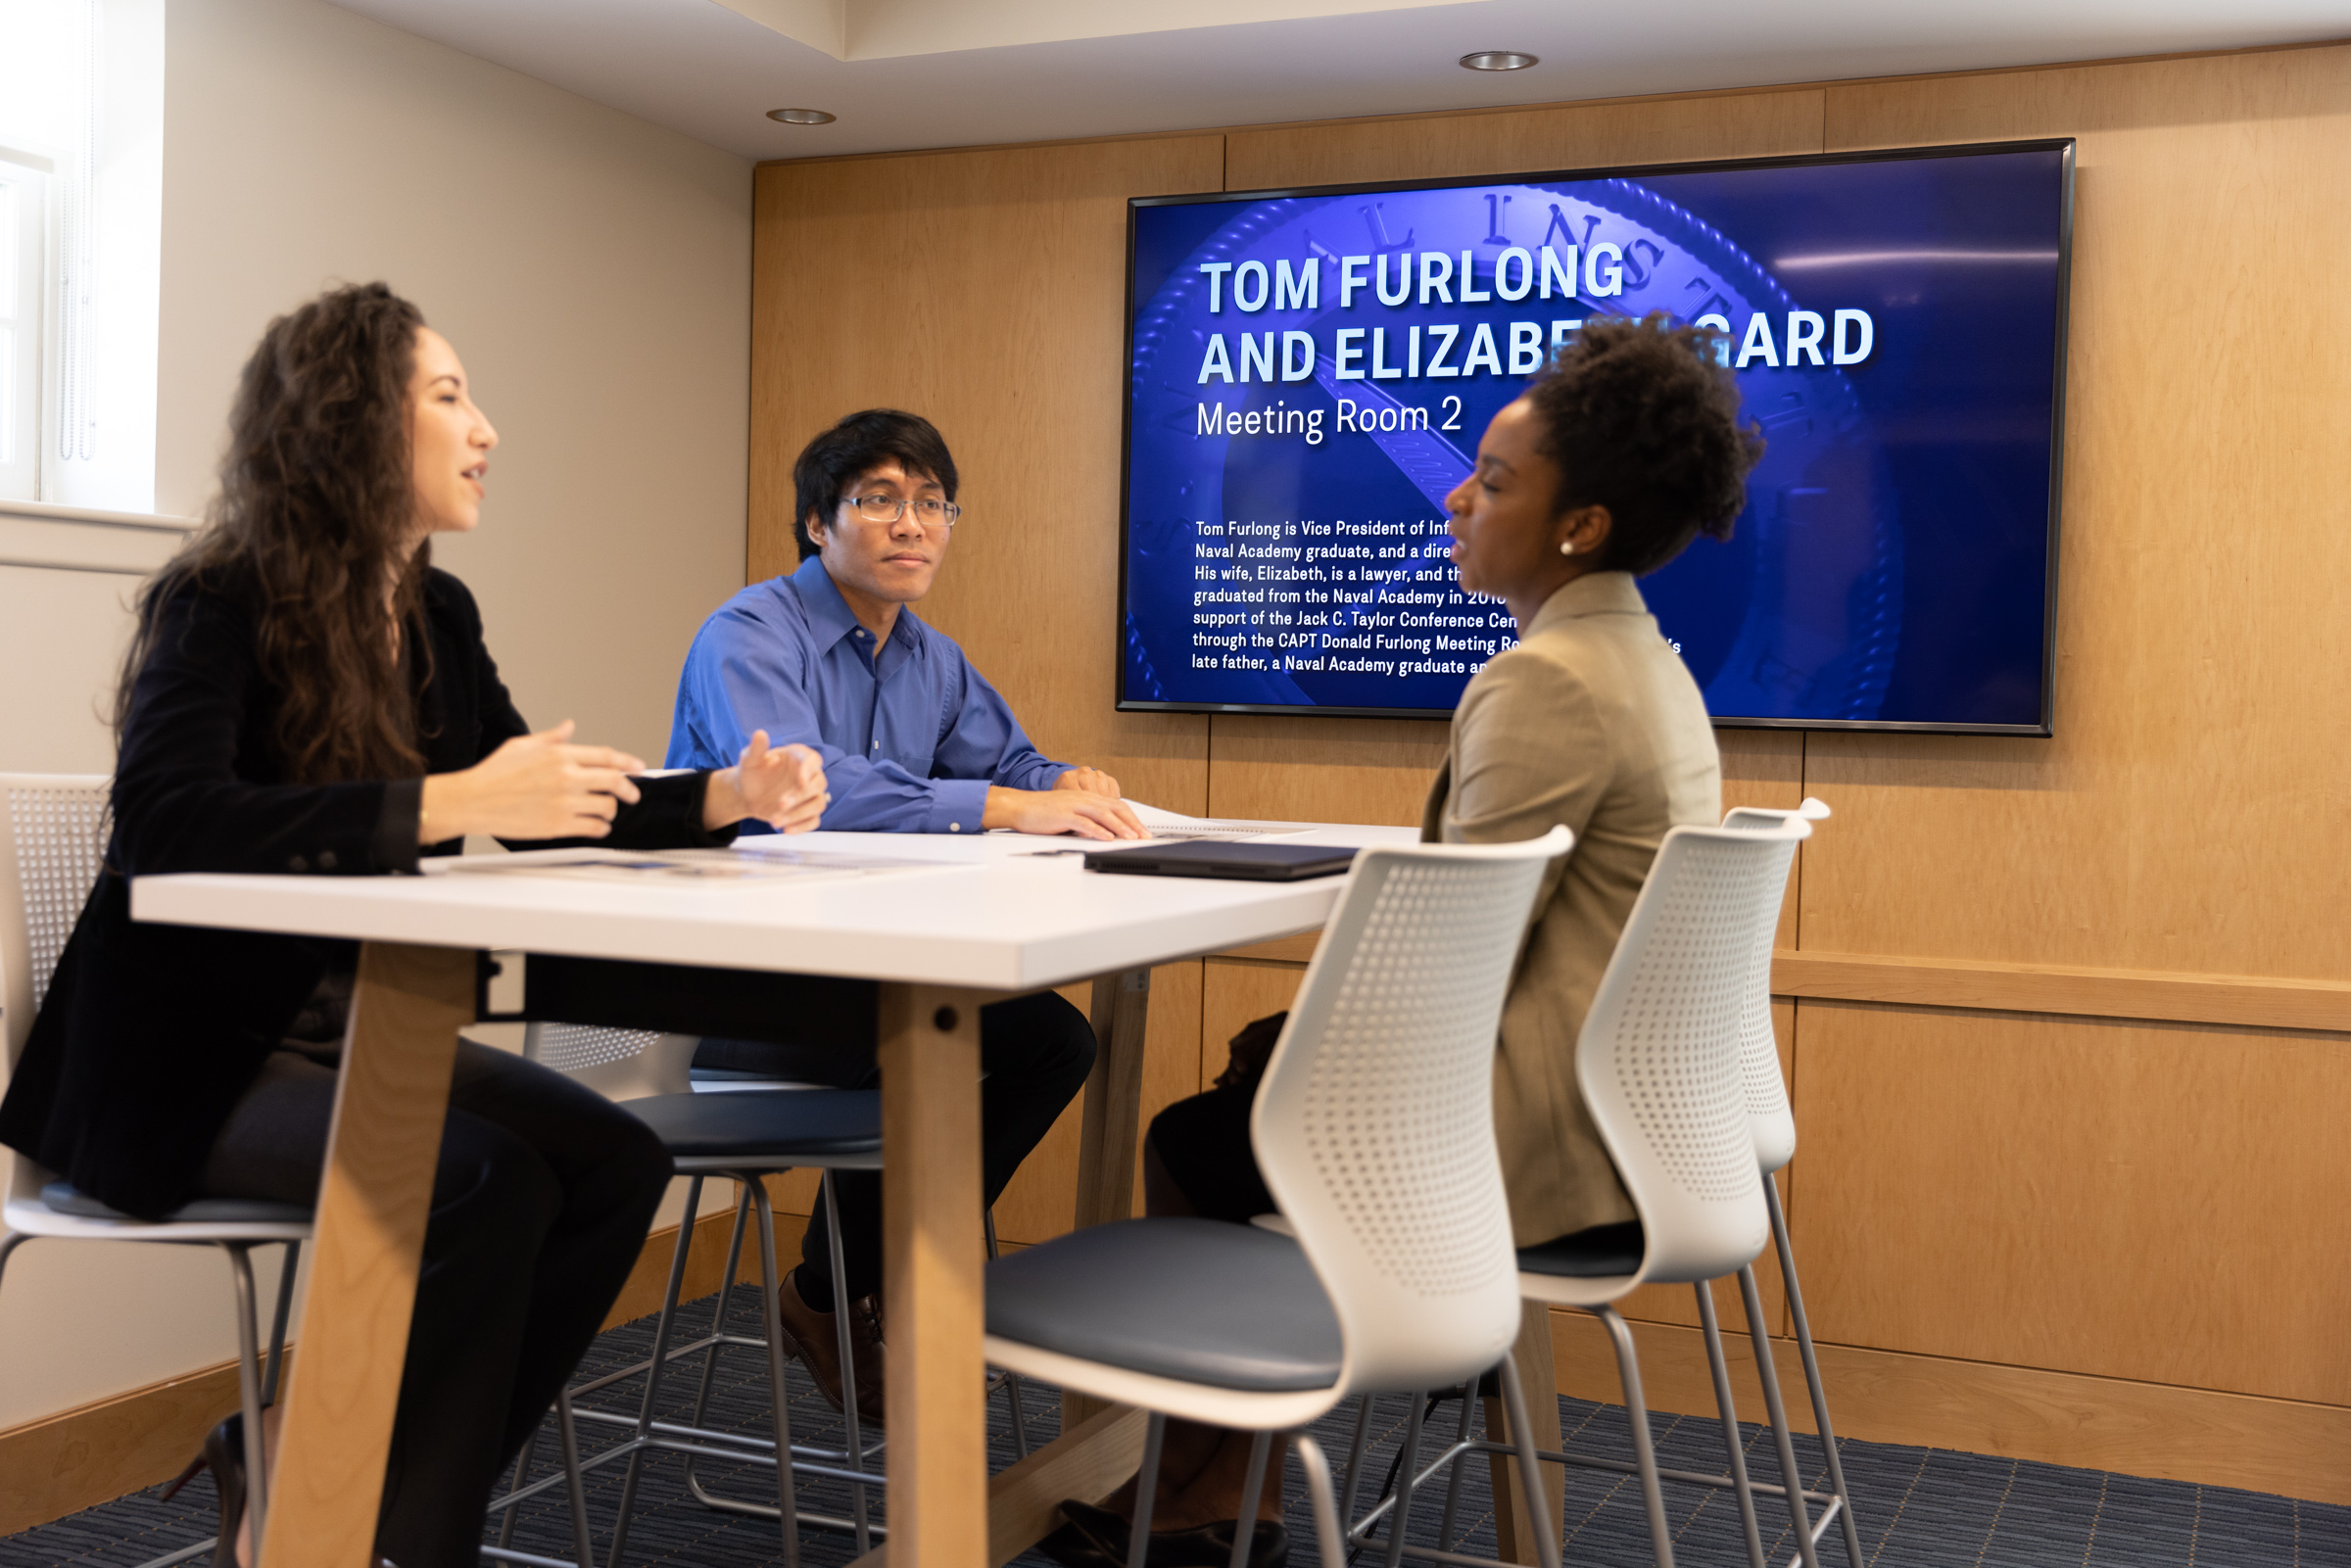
left=1122, top=802, right=1310, bottom=839
left=431, top=849, right=874, bottom=886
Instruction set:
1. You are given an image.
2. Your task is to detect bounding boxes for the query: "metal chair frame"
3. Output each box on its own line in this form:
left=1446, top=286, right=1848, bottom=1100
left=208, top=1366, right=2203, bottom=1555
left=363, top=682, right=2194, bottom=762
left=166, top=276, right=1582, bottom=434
left=1720, top=797, right=1864, bottom=1568
left=0, top=775, right=312, bottom=1568
left=984, top=832, right=1578, bottom=1568
left=1347, top=817, right=1845, bottom=1568
left=492, top=1024, right=1032, bottom=1567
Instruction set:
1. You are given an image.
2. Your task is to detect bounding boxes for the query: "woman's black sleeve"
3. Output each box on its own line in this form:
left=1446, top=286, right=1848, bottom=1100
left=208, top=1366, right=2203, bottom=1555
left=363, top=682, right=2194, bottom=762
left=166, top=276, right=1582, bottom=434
left=451, top=586, right=738, bottom=855
left=110, top=583, right=410, bottom=877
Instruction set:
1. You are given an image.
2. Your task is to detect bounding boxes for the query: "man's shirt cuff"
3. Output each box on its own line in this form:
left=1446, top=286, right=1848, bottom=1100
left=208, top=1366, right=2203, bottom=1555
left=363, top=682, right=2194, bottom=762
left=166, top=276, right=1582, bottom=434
left=923, top=779, right=991, bottom=835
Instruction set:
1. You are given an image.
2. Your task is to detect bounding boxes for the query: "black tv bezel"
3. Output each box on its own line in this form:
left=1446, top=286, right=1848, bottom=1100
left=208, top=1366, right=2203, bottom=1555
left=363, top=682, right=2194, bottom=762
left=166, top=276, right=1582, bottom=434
left=1112, top=136, right=2076, bottom=737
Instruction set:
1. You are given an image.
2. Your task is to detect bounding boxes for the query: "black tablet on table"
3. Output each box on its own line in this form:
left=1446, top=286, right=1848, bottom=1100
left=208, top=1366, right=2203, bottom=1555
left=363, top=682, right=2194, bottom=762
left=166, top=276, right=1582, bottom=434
left=1081, top=840, right=1359, bottom=881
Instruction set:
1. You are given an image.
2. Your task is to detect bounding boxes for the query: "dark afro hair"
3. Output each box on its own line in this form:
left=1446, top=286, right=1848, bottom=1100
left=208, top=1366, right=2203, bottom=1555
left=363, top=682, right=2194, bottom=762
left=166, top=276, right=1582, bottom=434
left=792, top=408, right=959, bottom=562
left=1522, top=312, right=1764, bottom=577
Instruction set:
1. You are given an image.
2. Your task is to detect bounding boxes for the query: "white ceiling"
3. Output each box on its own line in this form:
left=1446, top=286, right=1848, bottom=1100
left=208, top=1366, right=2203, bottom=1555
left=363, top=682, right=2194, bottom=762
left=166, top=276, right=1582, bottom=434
left=326, top=0, right=2348, bottom=162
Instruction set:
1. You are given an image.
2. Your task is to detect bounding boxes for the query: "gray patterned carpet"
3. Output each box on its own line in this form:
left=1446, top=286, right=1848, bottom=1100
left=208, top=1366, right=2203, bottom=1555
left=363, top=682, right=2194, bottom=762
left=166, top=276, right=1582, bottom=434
left=5, top=1282, right=2343, bottom=1567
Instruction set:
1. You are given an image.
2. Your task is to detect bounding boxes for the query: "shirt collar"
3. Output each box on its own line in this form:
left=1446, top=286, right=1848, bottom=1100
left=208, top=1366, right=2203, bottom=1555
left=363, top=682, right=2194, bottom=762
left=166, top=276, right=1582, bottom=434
left=1524, top=570, right=1647, bottom=638
left=785, top=555, right=922, bottom=660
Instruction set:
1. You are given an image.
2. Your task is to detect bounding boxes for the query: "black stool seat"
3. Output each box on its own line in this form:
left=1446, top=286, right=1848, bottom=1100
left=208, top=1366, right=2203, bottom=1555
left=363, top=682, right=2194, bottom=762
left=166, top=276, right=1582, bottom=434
left=623, top=1088, right=882, bottom=1160
left=1516, top=1219, right=1647, bottom=1279
left=986, top=1217, right=1342, bottom=1393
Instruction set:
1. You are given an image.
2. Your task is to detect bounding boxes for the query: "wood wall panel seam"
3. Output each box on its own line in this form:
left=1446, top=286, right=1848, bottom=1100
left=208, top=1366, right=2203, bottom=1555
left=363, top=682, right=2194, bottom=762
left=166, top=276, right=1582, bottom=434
left=1773, top=951, right=2351, bottom=1033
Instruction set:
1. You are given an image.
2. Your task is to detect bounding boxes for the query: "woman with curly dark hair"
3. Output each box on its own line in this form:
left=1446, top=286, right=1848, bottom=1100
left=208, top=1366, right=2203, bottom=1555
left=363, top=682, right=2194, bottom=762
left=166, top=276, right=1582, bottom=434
left=0, top=283, right=829, bottom=1566
left=1048, top=314, right=1765, bottom=1568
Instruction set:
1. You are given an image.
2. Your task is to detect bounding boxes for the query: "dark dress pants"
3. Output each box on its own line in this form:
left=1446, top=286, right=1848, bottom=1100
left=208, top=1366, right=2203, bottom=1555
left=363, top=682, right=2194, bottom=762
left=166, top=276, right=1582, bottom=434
left=693, top=988, right=1098, bottom=1304
left=198, top=1040, right=673, bottom=1568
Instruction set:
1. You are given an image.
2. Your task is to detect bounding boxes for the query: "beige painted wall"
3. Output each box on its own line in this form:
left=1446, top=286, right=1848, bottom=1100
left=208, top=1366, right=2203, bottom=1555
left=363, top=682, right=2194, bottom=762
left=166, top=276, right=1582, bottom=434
left=0, top=0, right=752, bottom=1431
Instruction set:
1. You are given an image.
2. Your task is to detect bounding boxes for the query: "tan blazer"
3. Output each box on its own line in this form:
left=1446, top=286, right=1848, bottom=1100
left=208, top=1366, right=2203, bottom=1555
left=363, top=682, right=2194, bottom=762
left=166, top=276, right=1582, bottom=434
left=1421, top=571, right=1722, bottom=1246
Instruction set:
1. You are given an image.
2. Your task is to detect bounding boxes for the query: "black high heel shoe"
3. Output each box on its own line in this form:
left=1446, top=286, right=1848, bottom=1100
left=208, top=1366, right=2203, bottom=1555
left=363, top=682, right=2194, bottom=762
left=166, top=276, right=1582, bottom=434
left=160, top=1412, right=249, bottom=1566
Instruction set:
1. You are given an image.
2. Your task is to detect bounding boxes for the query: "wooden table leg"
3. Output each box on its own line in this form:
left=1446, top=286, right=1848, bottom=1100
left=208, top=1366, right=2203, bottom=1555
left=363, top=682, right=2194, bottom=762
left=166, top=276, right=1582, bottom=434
left=1064, top=967, right=1151, bottom=1427
left=845, top=1403, right=1152, bottom=1568
left=1485, top=1301, right=1567, bottom=1564
left=880, top=983, right=990, bottom=1568
left=258, top=941, right=473, bottom=1567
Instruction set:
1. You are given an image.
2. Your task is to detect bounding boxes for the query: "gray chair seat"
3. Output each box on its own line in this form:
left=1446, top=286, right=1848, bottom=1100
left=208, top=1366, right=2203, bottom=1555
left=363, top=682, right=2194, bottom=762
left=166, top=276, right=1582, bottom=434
left=623, top=1088, right=882, bottom=1160
left=39, top=1181, right=312, bottom=1225
left=986, top=1217, right=1343, bottom=1394
left=1517, top=1218, right=1646, bottom=1279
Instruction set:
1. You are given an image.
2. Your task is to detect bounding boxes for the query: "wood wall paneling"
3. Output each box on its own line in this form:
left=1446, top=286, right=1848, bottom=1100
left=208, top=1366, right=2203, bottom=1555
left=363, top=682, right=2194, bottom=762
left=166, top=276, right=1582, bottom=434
left=744, top=42, right=2351, bottom=1497
left=1548, top=1310, right=2351, bottom=1506
left=1774, top=949, right=2351, bottom=1033
left=1800, top=46, right=2351, bottom=980
left=1793, top=998, right=2351, bottom=1405
left=1223, top=89, right=1827, bottom=191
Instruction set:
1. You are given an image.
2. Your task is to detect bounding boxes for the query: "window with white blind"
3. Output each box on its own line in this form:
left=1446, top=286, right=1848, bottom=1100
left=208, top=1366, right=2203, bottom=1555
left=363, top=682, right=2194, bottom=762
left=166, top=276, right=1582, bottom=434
left=0, top=150, right=50, bottom=502
left=0, top=0, right=161, bottom=513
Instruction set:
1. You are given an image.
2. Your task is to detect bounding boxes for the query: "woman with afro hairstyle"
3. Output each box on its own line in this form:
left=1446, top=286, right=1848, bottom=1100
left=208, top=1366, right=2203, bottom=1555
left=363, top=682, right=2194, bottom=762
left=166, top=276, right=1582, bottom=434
left=1048, top=314, right=1766, bottom=1568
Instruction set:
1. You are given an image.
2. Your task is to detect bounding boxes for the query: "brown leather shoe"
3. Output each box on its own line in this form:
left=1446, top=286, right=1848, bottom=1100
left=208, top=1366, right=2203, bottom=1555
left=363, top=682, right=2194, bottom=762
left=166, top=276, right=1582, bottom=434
left=775, top=1268, right=886, bottom=1428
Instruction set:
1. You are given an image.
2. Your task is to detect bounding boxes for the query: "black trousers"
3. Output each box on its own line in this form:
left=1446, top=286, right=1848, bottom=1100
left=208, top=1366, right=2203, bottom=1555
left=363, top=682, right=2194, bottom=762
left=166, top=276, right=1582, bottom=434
left=198, top=1041, right=672, bottom=1568
left=694, top=988, right=1098, bottom=1304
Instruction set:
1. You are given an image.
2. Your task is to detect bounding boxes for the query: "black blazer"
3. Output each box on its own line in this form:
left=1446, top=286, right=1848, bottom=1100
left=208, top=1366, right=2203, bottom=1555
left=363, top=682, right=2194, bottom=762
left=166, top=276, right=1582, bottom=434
left=0, top=565, right=731, bottom=1217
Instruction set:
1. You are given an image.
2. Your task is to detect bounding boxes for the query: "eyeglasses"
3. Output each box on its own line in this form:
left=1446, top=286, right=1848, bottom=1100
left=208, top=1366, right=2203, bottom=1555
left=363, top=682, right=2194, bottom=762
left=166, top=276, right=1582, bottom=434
left=846, top=493, right=962, bottom=529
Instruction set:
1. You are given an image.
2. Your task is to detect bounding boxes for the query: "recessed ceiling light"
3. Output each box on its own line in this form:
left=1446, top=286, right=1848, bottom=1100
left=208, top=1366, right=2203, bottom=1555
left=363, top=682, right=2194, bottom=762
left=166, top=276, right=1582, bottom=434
left=766, top=108, right=837, bottom=124
left=1460, top=51, right=1538, bottom=71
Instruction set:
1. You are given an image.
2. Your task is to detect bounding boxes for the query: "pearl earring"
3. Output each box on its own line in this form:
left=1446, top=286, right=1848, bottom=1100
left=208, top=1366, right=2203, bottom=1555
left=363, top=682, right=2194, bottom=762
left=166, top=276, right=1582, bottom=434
left=1559, top=540, right=1575, bottom=555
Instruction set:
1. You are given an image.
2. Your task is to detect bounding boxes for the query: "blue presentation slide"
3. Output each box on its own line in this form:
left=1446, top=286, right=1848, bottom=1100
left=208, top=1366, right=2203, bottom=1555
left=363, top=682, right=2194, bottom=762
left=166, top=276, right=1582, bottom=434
left=1118, top=142, right=2071, bottom=732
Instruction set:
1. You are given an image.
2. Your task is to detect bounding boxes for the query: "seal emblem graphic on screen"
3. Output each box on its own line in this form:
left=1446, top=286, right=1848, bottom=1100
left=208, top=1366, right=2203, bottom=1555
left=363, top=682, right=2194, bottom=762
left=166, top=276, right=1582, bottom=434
left=1117, top=142, right=2073, bottom=735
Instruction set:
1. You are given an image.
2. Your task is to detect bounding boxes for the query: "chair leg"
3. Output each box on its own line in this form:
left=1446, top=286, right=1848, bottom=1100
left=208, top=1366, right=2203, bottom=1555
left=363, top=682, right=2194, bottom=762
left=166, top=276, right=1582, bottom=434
left=681, top=1187, right=754, bottom=1505
left=1696, top=1283, right=1768, bottom=1568
left=1434, top=1376, right=1479, bottom=1552
left=0, top=1230, right=25, bottom=1293
left=261, top=1240, right=299, bottom=1407
left=984, top=1207, right=1032, bottom=1460
left=746, top=1173, right=804, bottom=1568
left=1128, top=1411, right=1168, bottom=1568
left=1589, top=1304, right=1673, bottom=1568
left=1497, top=1352, right=1566, bottom=1568
left=1379, top=1390, right=1426, bottom=1568
left=1292, top=1432, right=1351, bottom=1568
left=1337, top=1393, right=1374, bottom=1535
left=222, top=1244, right=271, bottom=1567
left=820, top=1170, right=874, bottom=1551
left=496, top=1432, right=534, bottom=1553
left=555, top=1387, right=598, bottom=1568
left=1736, top=1264, right=1822, bottom=1568
left=607, top=1173, right=706, bottom=1568
left=1767, top=1178, right=1864, bottom=1568
left=1226, top=1429, right=1273, bottom=1568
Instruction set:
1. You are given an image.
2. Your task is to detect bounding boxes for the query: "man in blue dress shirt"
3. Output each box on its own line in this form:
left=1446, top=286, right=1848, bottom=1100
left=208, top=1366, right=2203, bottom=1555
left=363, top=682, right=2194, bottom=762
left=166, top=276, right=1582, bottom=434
left=667, top=408, right=1143, bottom=1422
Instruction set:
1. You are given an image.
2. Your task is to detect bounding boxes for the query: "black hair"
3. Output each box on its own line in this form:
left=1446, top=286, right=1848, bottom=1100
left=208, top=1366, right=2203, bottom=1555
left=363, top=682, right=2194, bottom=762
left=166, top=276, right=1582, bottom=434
left=1524, top=313, right=1764, bottom=577
left=792, top=408, right=960, bottom=562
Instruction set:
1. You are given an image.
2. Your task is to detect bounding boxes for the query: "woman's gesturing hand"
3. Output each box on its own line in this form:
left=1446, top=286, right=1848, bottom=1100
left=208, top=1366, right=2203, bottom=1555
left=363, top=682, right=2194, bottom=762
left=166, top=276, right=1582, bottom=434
left=419, top=721, right=646, bottom=843
left=705, top=731, right=829, bottom=833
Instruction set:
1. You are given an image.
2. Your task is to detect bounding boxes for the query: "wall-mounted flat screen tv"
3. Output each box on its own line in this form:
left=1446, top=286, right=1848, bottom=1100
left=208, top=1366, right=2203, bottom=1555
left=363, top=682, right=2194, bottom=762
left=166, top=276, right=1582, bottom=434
left=1117, top=139, right=2074, bottom=734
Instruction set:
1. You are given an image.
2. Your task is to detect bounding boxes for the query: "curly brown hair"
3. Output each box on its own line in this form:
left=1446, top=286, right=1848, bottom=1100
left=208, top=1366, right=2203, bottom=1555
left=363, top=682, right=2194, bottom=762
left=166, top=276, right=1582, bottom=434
left=119, top=282, right=431, bottom=783
left=1524, top=312, right=1765, bottom=577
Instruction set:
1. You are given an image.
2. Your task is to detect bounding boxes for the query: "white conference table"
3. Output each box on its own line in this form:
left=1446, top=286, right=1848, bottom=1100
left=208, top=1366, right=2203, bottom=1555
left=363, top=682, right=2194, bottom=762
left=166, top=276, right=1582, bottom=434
left=132, top=823, right=1414, bottom=1568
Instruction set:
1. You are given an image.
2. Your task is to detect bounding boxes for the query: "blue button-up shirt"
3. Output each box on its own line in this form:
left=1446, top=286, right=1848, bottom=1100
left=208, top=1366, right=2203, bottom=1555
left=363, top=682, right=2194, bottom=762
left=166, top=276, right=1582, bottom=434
left=666, top=557, right=1070, bottom=833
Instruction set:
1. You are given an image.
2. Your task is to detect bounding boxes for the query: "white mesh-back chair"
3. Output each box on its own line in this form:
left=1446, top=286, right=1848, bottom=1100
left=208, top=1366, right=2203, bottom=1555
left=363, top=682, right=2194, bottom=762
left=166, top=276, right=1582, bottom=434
left=0, top=776, right=310, bottom=1568
left=984, top=831, right=1573, bottom=1568
left=1480, top=817, right=1835, bottom=1568
left=514, top=1022, right=889, bottom=1566
left=1721, top=796, right=1861, bottom=1568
